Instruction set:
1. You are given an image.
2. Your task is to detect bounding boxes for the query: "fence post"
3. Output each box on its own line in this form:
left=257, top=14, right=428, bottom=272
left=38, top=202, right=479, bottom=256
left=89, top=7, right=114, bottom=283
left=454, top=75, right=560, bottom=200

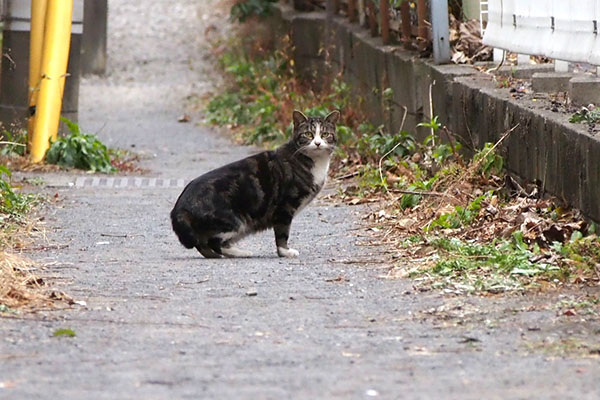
left=326, top=0, right=334, bottom=20
left=430, top=0, right=451, bottom=64
left=380, top=0, right=390, bottom=44
left=367, top=1, right=377, bottom=37
left=416, top=0, right=428, bottom=41
left=348, top=0, right=356, bottom=22
left=400, top=1, right=411, bottom=49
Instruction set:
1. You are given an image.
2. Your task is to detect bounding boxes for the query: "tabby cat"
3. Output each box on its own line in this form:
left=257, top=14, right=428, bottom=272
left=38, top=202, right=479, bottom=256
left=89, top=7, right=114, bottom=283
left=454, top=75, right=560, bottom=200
left=170, top=110, right=340, bottom=258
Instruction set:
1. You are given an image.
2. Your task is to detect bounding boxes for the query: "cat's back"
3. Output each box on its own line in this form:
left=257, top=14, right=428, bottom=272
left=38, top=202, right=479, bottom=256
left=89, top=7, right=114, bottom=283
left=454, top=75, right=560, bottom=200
left=172, top=149, right=282, bottom=211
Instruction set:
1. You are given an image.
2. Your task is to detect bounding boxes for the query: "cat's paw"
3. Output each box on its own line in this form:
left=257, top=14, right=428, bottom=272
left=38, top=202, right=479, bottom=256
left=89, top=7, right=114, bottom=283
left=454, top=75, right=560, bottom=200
left=277, top=247, right=299, bottom=258
left=221, top=247, right=253, bottom=258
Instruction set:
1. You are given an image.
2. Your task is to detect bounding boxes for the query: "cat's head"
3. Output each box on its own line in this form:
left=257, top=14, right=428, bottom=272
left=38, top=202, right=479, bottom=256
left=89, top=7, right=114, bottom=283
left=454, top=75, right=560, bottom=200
left=292, top=110, right=340, bottom=157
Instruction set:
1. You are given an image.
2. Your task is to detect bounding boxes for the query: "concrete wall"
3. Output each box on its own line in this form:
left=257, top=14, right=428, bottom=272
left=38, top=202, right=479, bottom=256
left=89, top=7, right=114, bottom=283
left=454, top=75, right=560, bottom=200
left=273, top=5, right=600, bottom=222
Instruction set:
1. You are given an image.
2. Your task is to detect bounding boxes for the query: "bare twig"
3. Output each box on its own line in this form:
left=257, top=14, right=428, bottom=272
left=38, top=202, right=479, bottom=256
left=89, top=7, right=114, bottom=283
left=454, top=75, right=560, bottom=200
left=392, top=189, right=458, bottom=199
left=486, top=49, right=506, bottom=74
left=377, top=105, right=408, bottom=194
left=335, top=171, right=360, bottom=180
left=0, top=141, right=26, bottom=147
left=428, top=80, right=435, bottom=145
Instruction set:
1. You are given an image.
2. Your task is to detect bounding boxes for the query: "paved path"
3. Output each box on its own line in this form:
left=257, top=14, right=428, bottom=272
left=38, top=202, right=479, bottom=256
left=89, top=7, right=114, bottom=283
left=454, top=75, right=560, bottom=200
left=1, top=1, right=599, bottom=399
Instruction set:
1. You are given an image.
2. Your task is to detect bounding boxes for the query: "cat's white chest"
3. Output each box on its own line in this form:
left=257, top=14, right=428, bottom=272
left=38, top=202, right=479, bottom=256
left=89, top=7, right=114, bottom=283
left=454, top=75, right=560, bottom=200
left=311, top=155, right=330, bottom=188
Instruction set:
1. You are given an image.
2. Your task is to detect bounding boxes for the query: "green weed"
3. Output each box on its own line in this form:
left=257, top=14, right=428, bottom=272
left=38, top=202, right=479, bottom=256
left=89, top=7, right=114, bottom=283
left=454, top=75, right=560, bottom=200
left=230, top=0, right=278, bottom=23
left=422, top=232, right=564, bottom=292
left=46, top=117, right=116, bottom=173
left=0, top=165, right=37, bottom=218
left=473, top=143, right=503, bottom=178
left=428, top=192, right=492, bottom=230
left=570, top=107, right=600, bottom=124
left=551, top=234, right=600, bottom=275
left=0, top=129, right=27, bottom=156
left=356, top=124, right=416, bottom=160
left=205, top=44, right=355, bottom=146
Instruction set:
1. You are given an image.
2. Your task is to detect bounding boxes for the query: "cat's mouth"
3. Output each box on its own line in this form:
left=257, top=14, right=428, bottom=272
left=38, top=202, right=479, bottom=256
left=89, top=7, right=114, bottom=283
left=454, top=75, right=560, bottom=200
left=302, top=144, right=333, bottom=157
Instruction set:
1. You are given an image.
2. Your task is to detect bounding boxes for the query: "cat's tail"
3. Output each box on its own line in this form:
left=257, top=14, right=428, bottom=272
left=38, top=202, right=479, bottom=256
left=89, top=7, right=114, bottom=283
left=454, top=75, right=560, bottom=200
left=170, top=209, right=198, bottom=249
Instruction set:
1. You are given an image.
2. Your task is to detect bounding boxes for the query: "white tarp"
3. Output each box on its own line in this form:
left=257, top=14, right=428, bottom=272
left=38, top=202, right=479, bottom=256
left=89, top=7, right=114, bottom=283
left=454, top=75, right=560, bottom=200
left=483, top=0, right=600, bottom=65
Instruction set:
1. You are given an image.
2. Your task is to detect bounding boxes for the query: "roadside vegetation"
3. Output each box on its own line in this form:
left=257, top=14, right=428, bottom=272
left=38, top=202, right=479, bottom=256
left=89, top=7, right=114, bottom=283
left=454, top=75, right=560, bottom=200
left=202, top=8, right=600, bottom=295
left=0, top=119, right=137, bottom=314
left=0, top=120, right=139, bottom=174
left=0, top=162, right=57, bottom=314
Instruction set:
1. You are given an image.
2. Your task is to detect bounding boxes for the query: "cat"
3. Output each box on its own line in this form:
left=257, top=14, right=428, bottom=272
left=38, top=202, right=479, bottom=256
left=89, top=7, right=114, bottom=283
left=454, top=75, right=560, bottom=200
left=170, top=109, right=340, bottom=258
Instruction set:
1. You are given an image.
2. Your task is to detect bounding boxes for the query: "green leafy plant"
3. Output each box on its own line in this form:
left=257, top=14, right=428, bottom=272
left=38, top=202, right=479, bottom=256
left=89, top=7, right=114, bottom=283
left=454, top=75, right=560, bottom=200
left=0, top=165, right=37, bottom=217
left=230, top=0, right=279, bottom=23
left=45, top=117, right=116, bottom=173
left=419, top=116, right=460, bottom=165
left=570, top=107, right=600, bottom=124
left=473, top=142, right=503, bottom=178
left=428, top=193, right=491, bottom=230
left=422, top=233, right=563, bottom=292
left=205, top=44, right=354, bottom=146
left=0, top=129, right=27, bottom=156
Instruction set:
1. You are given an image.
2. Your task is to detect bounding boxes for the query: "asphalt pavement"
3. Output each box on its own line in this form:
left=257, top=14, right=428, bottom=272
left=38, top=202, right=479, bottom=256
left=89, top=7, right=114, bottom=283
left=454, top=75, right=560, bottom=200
left=1, top=1, right=599, bottom=399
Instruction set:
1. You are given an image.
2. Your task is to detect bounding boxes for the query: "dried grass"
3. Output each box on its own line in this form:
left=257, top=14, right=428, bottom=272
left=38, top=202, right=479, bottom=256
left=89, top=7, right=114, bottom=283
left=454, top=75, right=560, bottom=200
left=0, top=217, right=70, bottom=314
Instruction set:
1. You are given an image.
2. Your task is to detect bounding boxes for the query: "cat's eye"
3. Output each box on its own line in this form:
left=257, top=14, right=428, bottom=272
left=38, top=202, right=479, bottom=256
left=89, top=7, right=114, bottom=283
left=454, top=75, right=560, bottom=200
left=321, top=132, right=331, bottom=138
left=304, top=132, right=314, bottom=139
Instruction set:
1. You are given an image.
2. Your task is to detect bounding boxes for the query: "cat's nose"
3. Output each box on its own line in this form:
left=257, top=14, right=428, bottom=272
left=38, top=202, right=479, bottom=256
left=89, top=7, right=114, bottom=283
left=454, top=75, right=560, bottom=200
left=314, top=140, right=321, bottom=147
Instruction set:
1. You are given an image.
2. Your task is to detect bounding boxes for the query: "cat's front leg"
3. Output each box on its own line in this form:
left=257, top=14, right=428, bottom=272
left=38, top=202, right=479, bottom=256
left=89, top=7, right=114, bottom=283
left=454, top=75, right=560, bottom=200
left=274, top=220, right=299, bottom=258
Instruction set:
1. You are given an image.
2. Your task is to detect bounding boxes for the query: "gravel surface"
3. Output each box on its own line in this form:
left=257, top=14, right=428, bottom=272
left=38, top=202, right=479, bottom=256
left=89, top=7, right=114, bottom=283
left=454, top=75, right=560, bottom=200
left=1, top=1, right=599, bottom=399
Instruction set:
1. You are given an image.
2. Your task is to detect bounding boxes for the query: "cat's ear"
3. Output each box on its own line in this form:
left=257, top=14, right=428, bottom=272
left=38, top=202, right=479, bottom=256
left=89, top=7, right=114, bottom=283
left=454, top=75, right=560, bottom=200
left=325, top=110, right=340, bottom=125
left=293, top=110, right=308, bottom=127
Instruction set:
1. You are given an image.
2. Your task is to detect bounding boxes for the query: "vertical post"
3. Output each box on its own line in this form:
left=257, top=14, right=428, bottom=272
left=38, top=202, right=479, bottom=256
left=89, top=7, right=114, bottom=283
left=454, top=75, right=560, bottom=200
left=367, top=0, right=377, bottom=37
left=0, top=0, right=81, bottom=134
left=348, top=0, right=356, bottom=22
left=417, top=0, right=428, bottom=40
left=400, top=0, right=411, bottom=49
left=493, top=48, right=504, bottom=64
left=555, top=60, right=569, bottom=73
left=326, top=0, right=334, bottom=20
left=358, top=0, right=366, bottom=26
left=30, top=0, right=73, bottom=162
left=28, top=0, right=49, bottom=147
left=0, top=1, right=33, bottom=128
left=430, top=0, right=451, bottom=64
left=380, top=0, right=390, bottom=44
left=81, top=0, right=108, bottom=75
left=517, top=54, right=530, bottom=65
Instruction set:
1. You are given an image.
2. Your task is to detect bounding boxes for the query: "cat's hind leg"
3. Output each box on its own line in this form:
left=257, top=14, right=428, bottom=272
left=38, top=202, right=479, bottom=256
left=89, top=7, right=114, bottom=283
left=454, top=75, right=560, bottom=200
left=220, top=245, right=253, bottom=258
left=216, top=225, right=253, bottom=258
left=195, top=243, right=222, bottom=258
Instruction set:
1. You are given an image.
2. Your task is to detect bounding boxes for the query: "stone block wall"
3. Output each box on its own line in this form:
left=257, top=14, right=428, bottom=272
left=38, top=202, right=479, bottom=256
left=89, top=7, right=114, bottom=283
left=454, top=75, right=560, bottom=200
left=272, top=5, right=600, bottom=222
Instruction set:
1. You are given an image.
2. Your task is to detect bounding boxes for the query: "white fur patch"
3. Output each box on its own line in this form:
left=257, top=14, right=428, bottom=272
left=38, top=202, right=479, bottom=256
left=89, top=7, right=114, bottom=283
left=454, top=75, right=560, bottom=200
left=217, top=223, right=248, bottom=242
left=221, top=246, right=253, bottom=258
left=277, top=247, right=299, bottom=258
left=311, top=154, right=330, bottom=187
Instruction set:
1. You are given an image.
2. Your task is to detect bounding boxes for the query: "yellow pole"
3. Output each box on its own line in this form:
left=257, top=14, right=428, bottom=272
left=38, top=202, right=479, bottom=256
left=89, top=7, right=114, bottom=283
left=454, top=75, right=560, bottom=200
left=30, top=0, right=73, bottom=163
left=28, top=0, right=49, bottom=150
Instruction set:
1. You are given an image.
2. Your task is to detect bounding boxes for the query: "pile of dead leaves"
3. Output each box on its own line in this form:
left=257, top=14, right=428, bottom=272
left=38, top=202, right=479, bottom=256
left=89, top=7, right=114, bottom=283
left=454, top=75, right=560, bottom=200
left=332, top=128, right=600, bottom=292
left=449, top=15, right=492, bottom=64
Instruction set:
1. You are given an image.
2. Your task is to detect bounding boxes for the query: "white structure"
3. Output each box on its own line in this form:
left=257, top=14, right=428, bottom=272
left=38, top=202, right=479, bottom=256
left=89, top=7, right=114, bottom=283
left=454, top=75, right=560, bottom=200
left=483, top=0, right=600, bottom=69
